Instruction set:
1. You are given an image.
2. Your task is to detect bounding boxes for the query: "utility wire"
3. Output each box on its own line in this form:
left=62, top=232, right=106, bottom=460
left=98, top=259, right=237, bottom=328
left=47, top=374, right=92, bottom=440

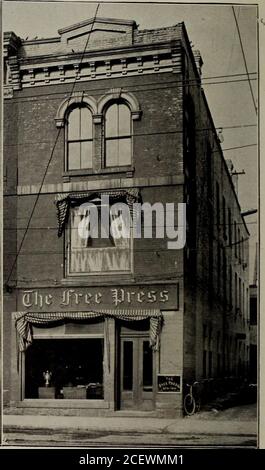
left=3, top=244, right=252, bottom=255
left=5, top=3, right=101, bottom=287
left=19, top=72, right=257, bottom=89
left=216, top=124, right=256, bottom=130
left=232, top=6, right=257, bottom=115
left=6, top=73, right=258, bottom=107
left=3, top=136, right=258, bottom=205
left=8, top=76, right=258, bottom=104
left=3, top=221, right=258, bottom=231
left=215, top=143, right=257, bottom=153
left=5, top=127, right=61, bottom=285
left=227, top=4, right=240, bottom=74
left=200, top=78, right=257, bottom=86
left=4, top=10, right=257, bottom=282
left=3, top=123, right=257, bottom=147
left=3, top=139, right=258, bottom=196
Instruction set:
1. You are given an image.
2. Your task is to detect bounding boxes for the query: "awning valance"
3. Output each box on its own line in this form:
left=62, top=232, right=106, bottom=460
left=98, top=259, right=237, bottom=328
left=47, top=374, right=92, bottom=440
left=55, top=188, right=140, bottom=237
left=14, top=309, right=162, bottom=352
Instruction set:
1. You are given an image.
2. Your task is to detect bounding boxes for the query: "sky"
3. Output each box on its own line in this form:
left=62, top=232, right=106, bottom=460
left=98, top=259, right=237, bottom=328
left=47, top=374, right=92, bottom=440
left=2, top=0, right=258, bottom=280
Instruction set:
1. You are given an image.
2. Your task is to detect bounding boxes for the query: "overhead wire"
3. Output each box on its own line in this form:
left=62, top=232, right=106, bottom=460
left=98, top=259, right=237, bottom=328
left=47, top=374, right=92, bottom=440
left=8, top=73, right=258, bottom=104
left=5, top=3, right=101, bottom=287
left=4, top=9, right=257, bottom=283
left=3, top=123, right=257, bottom=148
left=232, top=5, right=257, bottom=115
left=214, top=143, right=257, bottom=153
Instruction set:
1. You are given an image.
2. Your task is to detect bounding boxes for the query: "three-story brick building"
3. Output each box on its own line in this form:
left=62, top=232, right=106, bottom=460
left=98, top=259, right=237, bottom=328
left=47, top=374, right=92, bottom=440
left=3, top=17, right=250, bottom=417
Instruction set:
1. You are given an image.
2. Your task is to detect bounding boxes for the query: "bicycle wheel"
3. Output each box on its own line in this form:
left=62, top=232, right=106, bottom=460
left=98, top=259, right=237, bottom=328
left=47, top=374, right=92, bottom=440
left=184, top=394, right=196, bottom=415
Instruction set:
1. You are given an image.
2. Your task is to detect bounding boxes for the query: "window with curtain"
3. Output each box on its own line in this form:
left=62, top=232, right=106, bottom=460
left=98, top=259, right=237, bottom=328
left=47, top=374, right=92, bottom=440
left=105, top=102, right=132, bottom=167
left=67, top=106, right=93, bottom=170
left=67, top=201, right=132, bottom=275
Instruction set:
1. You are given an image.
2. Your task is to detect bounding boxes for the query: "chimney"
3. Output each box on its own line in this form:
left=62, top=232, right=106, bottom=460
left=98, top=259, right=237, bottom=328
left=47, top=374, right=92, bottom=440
left=193, top=50, right=203, bottom=76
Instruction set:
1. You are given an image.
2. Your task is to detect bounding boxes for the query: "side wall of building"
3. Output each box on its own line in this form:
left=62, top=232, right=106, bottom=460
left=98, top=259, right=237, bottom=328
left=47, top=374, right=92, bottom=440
left=182, top=39, right=250, bottom=382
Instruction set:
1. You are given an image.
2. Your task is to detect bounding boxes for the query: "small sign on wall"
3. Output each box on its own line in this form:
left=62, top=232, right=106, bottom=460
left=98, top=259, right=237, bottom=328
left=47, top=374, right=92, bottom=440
left=157, top=374, right=181, bottom=393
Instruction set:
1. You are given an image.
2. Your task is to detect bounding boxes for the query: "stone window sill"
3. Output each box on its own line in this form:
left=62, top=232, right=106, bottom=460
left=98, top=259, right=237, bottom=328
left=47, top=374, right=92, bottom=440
left=60, top=275, right=135, bottom=287
left=63, top=166, right=135, bottom=180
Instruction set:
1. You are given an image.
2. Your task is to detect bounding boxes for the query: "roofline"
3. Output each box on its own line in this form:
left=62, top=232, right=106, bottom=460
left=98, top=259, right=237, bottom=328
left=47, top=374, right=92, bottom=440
left=180, top=22, right=202, bottom=85
left=58, top=17, right=137, bottom=35
left=21, top=37, right=60, bottom=45
left=18, top=40, right=179, bottom=66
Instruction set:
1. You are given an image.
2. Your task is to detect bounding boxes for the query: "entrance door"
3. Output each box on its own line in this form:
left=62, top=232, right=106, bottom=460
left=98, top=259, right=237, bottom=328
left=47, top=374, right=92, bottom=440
left=120, top=336, right=154, bottom=410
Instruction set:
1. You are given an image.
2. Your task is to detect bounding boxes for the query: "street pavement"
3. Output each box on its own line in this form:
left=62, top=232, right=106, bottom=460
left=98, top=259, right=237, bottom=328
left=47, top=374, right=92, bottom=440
left=2, top=403, right=257, bottom=447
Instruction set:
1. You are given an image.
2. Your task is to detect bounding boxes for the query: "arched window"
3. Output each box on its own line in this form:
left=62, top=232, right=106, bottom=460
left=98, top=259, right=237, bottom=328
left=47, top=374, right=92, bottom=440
left=105, top=101, right=131, bottom=167
left=67, top=106, right=93, bottom=170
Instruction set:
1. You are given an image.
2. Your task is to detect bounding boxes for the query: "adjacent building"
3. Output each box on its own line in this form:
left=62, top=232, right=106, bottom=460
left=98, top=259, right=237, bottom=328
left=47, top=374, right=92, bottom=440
left=3, top=17, right=250, bottom=417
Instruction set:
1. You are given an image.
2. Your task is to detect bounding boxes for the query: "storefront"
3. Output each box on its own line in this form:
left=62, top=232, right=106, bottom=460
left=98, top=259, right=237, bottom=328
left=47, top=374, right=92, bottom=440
left=11, top=284, right=183, bottom=417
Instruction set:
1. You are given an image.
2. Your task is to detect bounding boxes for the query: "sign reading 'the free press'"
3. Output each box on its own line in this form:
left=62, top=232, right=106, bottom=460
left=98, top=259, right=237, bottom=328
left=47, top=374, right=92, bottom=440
left=18, top=285, right=179, bottom=311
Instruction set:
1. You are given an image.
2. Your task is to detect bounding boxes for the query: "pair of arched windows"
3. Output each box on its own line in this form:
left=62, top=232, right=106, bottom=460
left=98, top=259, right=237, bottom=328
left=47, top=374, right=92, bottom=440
left=66, top=101, right=132, bottom=171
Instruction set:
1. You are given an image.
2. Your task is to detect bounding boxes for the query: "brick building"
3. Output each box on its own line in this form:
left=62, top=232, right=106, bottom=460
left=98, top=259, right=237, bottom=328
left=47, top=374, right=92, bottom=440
left=3, top=17, right=250, bottom=417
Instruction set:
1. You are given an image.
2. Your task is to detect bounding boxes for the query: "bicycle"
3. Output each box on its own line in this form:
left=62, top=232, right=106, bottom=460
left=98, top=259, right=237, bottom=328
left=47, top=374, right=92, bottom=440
left=183, top=381, right=201, bottom=415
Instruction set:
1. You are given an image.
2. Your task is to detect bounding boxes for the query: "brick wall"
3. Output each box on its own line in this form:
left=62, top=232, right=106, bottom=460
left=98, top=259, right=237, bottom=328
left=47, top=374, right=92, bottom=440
left=11, top=73, right=183, bottom=186
left=4, top=71, right=185, bottom=285
left=134, top=25, right=182, bottom=44
left=4, top=65, right=186, bottom=407
left=182, top=42, right=250, bottom=381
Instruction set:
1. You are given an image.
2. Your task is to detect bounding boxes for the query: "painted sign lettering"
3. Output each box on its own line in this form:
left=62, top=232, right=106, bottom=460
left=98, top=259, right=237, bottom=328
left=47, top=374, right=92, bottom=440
left=19, top=285, right=178, bottom=311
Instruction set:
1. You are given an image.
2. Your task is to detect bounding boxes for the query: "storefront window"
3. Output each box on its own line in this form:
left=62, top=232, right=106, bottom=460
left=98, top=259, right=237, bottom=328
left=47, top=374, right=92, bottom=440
left=25, top=338, right=104, bottom=399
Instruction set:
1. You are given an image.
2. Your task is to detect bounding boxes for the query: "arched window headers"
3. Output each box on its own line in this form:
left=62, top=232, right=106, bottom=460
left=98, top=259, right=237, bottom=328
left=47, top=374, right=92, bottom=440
left=54, top=93, right=98, bottom=128
left=97, top=88, right=142, bottom=123
left=55, top=90, right=141, bottom=127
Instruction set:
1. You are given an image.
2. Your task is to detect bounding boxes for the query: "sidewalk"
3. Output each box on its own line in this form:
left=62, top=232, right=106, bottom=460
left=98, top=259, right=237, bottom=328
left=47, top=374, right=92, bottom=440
left=3, top=404, right=257, bottom=437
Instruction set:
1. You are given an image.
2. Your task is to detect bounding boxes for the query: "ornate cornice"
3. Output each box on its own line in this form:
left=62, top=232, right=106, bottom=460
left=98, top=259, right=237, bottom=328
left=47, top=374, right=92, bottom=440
left=8, top=56, right=21, bottom=90
left=19, top=43, right=181, bottom=90
left=19, top=40, right=178, bottom=65
left=4, top=40, right=182, bottom=97
left=3, top=32, right=21, bottom=57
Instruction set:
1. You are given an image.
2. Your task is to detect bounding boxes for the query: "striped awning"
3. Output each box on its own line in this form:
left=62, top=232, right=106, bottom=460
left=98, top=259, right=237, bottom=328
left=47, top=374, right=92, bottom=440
left=55, top=188, right=141, bottom=237
left=14, top=309, right=162, bottom=352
